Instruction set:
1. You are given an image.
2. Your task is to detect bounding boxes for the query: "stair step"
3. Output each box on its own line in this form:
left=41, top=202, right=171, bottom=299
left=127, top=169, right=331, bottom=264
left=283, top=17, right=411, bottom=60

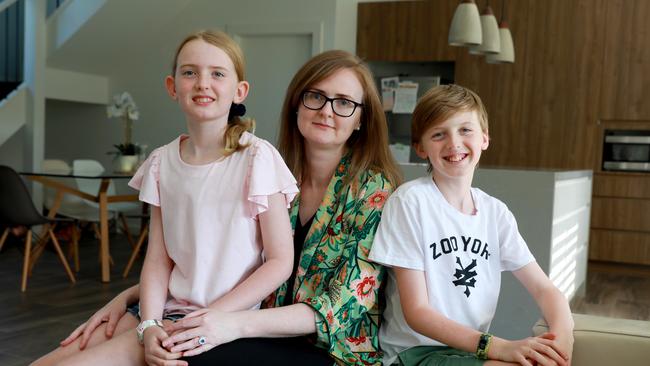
left=0, top=82, right=22, bottom=101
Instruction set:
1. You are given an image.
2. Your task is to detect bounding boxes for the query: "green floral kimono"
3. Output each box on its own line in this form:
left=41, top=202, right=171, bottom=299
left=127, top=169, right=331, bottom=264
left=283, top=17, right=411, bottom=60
left=262, top=155, right=394, bottom=365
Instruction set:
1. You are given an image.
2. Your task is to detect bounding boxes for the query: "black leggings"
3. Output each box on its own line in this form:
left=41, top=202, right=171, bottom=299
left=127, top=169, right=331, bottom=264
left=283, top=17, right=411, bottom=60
left=183, top=337, right=333, bottom=366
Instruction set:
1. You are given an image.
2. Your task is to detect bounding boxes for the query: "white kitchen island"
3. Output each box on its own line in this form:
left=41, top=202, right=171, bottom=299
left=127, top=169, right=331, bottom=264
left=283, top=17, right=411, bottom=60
left=398, top=164, right=593, bottom=339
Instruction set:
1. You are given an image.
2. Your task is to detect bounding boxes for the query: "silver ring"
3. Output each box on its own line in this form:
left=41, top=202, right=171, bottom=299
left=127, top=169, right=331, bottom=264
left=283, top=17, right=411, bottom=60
left=198, top=336, right=207, bottom=345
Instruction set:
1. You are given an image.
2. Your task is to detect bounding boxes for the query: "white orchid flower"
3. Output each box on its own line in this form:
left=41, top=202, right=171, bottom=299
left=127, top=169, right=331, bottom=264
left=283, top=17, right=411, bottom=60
left=107, top=92, right=139, bottom=120
left=128, top=109, right=140, bottom=120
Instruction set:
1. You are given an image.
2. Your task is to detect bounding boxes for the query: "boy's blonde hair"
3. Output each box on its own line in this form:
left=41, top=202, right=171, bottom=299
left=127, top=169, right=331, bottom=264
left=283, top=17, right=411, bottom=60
left=171, top=30, right=254, bottom=156
left=411, top=84, right=488, bottom=144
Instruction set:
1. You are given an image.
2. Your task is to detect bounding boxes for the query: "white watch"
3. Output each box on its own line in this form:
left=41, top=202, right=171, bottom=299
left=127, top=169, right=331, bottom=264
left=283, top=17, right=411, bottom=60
left=136, top=319, right=163, bottom=344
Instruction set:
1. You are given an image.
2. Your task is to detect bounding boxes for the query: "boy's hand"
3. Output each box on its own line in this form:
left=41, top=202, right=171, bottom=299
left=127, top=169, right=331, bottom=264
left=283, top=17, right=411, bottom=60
left=490, top=334, right=569, bottom=366
left=538, top=331, right=574, bottom=365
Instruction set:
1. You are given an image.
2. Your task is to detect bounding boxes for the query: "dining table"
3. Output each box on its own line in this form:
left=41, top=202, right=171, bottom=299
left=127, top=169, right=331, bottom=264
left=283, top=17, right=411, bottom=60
left=20, top=170, right=139, bottom=282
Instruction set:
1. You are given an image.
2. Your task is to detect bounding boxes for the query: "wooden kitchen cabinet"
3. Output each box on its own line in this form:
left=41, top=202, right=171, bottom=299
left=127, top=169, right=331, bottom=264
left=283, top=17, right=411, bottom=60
left=593, top=173, right=650, bottom=199
left=591, top=197, right=650, bottom=232
left=590, top=173, right=650, bottom=265
left=356, top=0, right=458, bottom=61
left=599, top=0, right=650, bottom=120
left=590, top=230, right=650, bottom=266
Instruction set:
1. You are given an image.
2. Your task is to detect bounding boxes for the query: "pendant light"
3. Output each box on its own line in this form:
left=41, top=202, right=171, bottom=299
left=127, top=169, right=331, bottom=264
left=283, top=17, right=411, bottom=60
left=486, top=0, right=515, bottom=63
left=448, top=0, right=482, bottom=47
left=469, top=1, right=500, bottom=55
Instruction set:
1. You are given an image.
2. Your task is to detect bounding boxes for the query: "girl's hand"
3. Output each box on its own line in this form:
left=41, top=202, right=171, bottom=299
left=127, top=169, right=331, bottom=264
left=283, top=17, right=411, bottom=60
left=60, top=291, right=130, bottom=349
left=161, top=308, right=244, bottom=357
left=491, top=334, right=569, bottom=366
left=143, top=325, right=186, bottom=366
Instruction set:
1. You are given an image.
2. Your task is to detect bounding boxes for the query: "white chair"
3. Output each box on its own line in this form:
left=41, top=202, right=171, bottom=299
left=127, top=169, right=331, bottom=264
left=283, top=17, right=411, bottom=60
left=41, top=159, right=107, bottom=271
left=42, top=159, right=102, bottom=221
left=72, top=159, right=141, bottom=247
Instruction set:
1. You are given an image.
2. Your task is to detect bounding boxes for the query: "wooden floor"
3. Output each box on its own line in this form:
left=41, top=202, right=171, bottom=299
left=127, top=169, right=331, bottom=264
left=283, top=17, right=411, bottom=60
left=1, top=232, right=650, bottom=365
left=570, top=261, right=650, bottom=321
left=0, top=231, right=140, bottom=366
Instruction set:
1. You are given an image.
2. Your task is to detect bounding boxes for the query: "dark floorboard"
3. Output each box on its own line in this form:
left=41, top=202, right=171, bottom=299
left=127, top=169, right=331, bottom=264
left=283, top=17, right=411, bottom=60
left=0, top=231, right=140, bottom=364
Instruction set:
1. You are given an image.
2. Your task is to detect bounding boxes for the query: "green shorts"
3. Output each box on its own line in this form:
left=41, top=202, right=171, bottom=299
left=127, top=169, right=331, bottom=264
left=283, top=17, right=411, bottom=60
left=398, top=346, right=485, bottom=366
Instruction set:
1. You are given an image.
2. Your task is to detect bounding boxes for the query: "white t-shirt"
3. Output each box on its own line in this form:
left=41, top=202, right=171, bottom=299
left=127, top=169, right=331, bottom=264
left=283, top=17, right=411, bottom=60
left=129, top=132, right=298, bottom=315
left=369, top=176, right=534, bottom=365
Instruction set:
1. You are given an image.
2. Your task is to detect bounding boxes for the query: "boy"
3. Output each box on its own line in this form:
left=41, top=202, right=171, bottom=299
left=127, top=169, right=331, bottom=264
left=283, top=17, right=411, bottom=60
left=369, top=85, right=574, bottom=366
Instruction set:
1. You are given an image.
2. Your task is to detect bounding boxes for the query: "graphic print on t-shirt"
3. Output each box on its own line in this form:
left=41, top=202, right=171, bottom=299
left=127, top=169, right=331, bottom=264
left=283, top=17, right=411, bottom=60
left=429, top=235, right=492, bottom=298
left=453, top=257, right=477, bottom=297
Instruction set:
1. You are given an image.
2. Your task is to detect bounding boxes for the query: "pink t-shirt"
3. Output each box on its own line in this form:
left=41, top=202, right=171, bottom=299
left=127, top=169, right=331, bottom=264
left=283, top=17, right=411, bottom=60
left=129, top=132, right=298, bottom=315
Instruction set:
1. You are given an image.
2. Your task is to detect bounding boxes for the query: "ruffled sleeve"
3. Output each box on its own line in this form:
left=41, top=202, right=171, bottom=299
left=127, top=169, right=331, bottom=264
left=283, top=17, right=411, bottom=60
left=128, top=147, right=163, bottom=207
left=246, top=139, right=298, bottom=218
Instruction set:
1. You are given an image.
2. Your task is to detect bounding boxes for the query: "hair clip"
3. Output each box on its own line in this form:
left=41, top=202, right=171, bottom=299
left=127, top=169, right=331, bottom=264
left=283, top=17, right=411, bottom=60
left=228, top=103, right=247, bottom=122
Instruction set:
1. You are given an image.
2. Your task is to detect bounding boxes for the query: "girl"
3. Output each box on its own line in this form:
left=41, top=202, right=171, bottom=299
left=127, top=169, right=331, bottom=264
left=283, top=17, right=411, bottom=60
left=32, top=30, right=297, bottom=366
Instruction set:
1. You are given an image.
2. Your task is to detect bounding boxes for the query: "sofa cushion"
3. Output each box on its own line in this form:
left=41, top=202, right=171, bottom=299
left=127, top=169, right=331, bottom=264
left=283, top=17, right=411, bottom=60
left=533, top=313, right=650, bottom=366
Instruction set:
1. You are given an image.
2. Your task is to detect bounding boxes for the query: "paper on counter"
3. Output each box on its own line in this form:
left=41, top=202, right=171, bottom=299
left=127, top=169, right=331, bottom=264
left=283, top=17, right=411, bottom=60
left=381, top=76, right=399, bottom=112
left=389, top=143, right=411, bottom=163
left=392, top=81, right=419, bottom=114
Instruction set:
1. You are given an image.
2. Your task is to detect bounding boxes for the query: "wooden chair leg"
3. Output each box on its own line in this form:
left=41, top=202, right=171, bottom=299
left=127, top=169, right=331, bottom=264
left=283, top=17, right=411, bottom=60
left=48, top=229, right=76, bottom=284
left=28, top=223, right=57, bottom=276
left=21, top=230, right=33, bottom=292
left=66, top=225, right=80, bottom=272
left=28, top=240, right=45, bottom=276
left=0, top=228, right=9, bottom=252
left=123, top=224, right=148, bottom=278
left=91, top=223, right=100, bottom=239
left=72, top=225, right=80, bottom=272
left=66, top=240, right=73, bottom=260
left=119, top=213, right=136, bottom=248
left=99, top=249, right=115, bottom=266
left=90, top=222, right=114, bottom=265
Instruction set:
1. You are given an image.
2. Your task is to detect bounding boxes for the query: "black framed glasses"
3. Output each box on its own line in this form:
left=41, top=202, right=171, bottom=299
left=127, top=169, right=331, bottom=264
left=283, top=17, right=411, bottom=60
left=301, top=91, right=363, bottom=117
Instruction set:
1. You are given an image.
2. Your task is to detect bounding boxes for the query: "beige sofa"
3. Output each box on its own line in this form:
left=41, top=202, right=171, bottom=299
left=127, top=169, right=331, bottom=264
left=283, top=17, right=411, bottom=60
left=533, top=313, right=650, bottom=365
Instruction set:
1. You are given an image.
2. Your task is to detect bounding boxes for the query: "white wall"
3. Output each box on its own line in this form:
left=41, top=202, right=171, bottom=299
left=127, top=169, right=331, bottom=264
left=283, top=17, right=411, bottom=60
left=45, top=99, right=121, bottom=170
left=0, top=127, right=25, bottom=170
left=45, top=0, right=339, bottom=167
left=45, top=68, right=109, bottom=104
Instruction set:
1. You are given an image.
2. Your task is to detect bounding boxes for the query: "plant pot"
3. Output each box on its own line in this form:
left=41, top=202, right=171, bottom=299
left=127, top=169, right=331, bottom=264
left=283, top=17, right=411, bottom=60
left=114, top=155, right=139, bottom=174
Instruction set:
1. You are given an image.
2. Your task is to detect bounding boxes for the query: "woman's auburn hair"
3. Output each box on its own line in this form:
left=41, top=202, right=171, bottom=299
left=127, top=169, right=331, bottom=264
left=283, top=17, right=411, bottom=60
left=171, top=30, right=254, bottom=156
left=277, top=50, right=402, bottom=189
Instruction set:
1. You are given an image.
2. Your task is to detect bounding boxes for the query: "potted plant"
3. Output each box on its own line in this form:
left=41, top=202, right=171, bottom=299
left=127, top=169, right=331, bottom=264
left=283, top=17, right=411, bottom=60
left=107, top=92, right=141, bottom=173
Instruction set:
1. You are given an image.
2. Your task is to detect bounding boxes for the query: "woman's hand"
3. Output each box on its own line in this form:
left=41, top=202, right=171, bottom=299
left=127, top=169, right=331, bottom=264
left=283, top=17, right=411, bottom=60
left=161, top=308, right=244, bottom=357
left=59, top=290, right=131, bottom=349
left=490, top=333, right=569, bottom=366
left=144, top=325, right=186, bottom=366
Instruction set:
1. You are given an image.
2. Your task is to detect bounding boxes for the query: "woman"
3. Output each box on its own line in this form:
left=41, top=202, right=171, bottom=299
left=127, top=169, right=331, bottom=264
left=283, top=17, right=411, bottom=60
left=38, top=50, right=401, bottom=366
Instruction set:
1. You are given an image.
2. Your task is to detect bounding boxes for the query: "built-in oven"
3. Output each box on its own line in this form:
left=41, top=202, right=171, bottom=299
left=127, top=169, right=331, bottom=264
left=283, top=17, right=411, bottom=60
left=602, top=130, right=650, bottom=172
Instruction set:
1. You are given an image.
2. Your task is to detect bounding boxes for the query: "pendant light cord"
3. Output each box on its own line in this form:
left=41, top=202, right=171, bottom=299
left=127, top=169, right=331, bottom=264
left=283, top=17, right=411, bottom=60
left=500, top=0, right=507, bottom=22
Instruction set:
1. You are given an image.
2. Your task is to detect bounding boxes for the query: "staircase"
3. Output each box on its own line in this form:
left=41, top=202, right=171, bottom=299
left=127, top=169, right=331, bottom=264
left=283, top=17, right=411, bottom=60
left=1, top=0, right=191, bottom=150
left=0, top=0, right=24, bottom=101
left=0, top=81, right=21, bottom=100
left=0, top=0, right=107, bottom=149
